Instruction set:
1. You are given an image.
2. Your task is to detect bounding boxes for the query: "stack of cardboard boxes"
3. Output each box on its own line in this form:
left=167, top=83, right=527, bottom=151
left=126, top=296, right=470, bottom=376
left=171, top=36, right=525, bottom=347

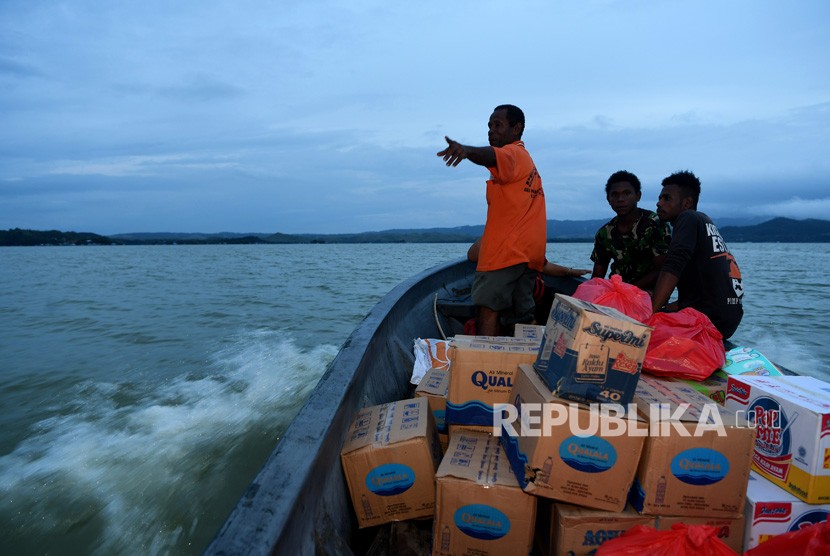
left=340, top=293, right=830, bottom=554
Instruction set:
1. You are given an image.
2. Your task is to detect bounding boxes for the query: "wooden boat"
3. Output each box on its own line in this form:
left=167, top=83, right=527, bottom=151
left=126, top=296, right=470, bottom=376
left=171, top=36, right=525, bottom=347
left=205, top=258, right=788, bottom=555
left=205, top=258, right=584, bottom=555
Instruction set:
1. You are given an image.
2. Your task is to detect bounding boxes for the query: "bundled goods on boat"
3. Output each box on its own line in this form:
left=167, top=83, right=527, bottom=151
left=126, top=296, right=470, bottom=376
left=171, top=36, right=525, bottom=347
left=501, top=364, right=646, bottom=512
left=672, top=346, right=785, bottom=405
left=433, top=431, right=536, bottom=556
left=412, top=338, right=452, bottom=385
left=724, top=375, right=830, bottom=504
left=445, top=335, right=539, bottom=427
left=535, top=294, right=652, bottom=405
left=743, top=470, right=830, bottom=550
left=723, top=347, right=784, bottom=377
left=340, top=397, right=442, bottom=528
left=629, top=374, right=756, bottom=518
left=415, top=367, right=450, bottom=451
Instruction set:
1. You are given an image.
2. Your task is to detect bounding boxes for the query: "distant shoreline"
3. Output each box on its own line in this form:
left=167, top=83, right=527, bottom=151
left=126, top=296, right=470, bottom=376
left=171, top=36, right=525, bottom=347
left=3, top=217, right=830, bottom=246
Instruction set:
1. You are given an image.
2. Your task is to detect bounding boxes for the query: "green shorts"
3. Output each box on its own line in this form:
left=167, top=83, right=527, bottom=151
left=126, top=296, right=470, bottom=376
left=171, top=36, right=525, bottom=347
left=471, top=263, right=537, bottom=323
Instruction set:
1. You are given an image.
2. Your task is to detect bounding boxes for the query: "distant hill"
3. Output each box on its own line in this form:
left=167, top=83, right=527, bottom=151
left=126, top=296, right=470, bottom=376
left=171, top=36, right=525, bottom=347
left=719, top=217, right=830, bottom=243
left=0, top=228, right=115, bottom=246
left=5, top=217, right=830, bottom=246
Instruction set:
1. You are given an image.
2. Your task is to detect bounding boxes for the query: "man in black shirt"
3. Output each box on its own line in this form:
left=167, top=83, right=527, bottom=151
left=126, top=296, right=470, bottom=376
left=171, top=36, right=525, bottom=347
left=651, top=171, right=744, bottom=339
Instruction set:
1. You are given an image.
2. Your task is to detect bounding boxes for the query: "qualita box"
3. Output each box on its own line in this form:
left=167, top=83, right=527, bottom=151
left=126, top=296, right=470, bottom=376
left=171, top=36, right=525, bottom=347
left=629, top=375, right=755, bottom=518
left=724, top=375, right=830, bottom=503
left=500, top=364, right=645, bottom=511
left=416, top=367, right=450, bottom=436
left=534, top=294, right=651, bottom=405
left=446, top=336, right=538, bottom=428
left=743, top=470, right=830, bottom=550
left=433, top=431, right=536, bottom=556
left=340, top=397, right=441, bottom=528
left=534, top=502, right=655, bottom=556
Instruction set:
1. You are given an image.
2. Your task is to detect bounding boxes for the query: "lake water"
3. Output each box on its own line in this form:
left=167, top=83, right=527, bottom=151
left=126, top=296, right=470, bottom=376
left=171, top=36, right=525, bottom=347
left=1, top=242, right=828, bottom=554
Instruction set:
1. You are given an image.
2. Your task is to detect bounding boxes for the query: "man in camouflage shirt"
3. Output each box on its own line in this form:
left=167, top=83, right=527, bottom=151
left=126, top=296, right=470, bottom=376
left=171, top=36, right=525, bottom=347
left=590, top=170, right=671, bottom=291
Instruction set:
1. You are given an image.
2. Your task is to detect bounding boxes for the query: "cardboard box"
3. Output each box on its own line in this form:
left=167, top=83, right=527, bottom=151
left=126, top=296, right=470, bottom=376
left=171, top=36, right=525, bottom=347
left=514, top=324, right=545, bottom=343
left=725, top=375, right=830, bottom=503
left=534, top=294, right=651, bottom=405
left=433, top=431, right=536, bottom=556
left=534, top=502, right=654, bottom=556
left=446, top=337, right=538, bottom=427
left=500, top=364, right=645, bottom=511
left=629, top=375, right=755, bottom=517
left=415, top=367, right=450, bottom=452
left=657, top=514, right=745, bottom=554
left=340, top=397, right=441, bottom=528
left=744, top=470, right=830, bottom=550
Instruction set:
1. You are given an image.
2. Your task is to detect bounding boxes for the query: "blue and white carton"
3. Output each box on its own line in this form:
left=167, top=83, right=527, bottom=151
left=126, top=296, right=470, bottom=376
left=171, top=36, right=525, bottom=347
left=341, top=397, right=442, bottom=528
left=500, top=364, right=646, bottom=512
left=433, top=431, right=536, bottom=556
left=628, top=375, right=756, bottom=518
left=534, top=294, right=651, bottom=406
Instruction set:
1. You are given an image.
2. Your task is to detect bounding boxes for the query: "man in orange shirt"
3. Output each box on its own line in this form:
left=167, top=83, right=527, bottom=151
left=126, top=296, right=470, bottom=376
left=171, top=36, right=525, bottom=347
left=438, top=104, right=547, bottom=336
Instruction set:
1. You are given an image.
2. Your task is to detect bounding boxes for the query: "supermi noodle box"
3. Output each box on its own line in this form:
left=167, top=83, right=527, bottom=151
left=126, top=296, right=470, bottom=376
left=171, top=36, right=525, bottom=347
left=534, top=294, right=651, bottom=405
left=340, top=397, right=442, bottom=528
left=725, top=375, right=830, bottom=503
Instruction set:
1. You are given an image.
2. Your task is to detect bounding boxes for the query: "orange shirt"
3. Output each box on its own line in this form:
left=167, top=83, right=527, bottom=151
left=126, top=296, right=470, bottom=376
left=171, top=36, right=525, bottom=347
left=477, top=141, right=547, bottom=272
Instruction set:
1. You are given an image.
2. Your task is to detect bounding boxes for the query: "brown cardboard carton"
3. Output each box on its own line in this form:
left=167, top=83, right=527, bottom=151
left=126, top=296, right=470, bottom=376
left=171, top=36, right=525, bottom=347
left=446, top=336, right=538, bottom=427
left=534, top=294, right=651, bottom=405
left=629, top=375, right=755, bottom=517
left=656, top=514, right=745, bottom=553
left=743, top=470, right=830, bottom=550
left=514, top=324, right=545, bottom=343
left=416, top=367, right=450, bottom=451
left=500, top=364, right=645, bottom=511
left=724, top=375, right=830, bottom=503
left=340, top=397, right=441, bottom=528
left=433, top=431, right=536, bottom=556
left=534, top=502, right=654, bottom=556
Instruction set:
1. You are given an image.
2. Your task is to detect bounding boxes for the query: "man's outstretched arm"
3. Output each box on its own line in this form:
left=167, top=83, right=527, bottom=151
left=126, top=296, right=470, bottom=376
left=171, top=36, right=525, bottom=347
left=437, top=136, right=497, bottom=168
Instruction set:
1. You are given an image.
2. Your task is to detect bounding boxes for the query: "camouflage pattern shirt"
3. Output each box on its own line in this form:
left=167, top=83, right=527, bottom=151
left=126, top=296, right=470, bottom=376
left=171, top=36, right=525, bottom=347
left=590, top=208, right=671, bottom=284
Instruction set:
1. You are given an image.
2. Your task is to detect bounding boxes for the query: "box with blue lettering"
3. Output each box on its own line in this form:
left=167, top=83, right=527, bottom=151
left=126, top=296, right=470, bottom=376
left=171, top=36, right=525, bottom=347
left=535, top=294, right=652, bottom=406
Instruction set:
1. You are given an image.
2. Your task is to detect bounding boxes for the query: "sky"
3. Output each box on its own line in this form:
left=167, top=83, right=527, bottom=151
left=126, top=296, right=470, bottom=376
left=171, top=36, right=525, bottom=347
left=1, top=0, right=828, bottom=235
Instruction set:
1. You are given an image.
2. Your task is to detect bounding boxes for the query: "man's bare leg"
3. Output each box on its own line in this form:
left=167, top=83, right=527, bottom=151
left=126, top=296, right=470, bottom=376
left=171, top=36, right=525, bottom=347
left=477, top=306, right=501, bottom=336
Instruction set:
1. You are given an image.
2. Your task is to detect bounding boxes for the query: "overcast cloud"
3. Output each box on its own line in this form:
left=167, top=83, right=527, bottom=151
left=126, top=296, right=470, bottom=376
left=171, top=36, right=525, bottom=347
left=1, top=0, right=828, bottom=234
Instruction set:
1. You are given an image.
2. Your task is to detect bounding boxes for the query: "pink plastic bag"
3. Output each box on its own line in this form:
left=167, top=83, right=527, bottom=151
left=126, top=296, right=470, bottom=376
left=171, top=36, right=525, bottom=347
left=595, top=523, right=738, bottom=556
left=643, top=308, right=725, bottom=380
left=573, top=275, right=652, bottom=323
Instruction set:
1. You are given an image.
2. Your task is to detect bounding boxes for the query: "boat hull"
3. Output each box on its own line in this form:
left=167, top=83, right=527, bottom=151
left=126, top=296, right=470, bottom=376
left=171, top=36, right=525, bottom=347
left=207, top=259, right=487, bottom=555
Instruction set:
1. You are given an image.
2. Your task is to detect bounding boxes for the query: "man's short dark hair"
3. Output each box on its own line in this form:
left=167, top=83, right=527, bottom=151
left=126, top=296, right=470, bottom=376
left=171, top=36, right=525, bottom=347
left=662, top=170, right=701, bottom=209
left=605, top=170, right=641, bottom=195
left=494, top=104, right=525, bottom=131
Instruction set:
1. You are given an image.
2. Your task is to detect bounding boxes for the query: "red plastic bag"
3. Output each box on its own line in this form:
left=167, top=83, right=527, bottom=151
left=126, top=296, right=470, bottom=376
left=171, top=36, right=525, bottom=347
left=643, top=308, right=725, bottom=380
left=573, top=274, right=652, bottom=323
left=745, top=517, right=830, bottom=556
left=595, top=523, right=738, bottom=555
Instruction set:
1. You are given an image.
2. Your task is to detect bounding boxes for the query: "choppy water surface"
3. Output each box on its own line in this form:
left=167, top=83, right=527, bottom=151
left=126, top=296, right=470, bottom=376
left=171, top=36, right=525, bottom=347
left=0, top=242, right=827, bottom=554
